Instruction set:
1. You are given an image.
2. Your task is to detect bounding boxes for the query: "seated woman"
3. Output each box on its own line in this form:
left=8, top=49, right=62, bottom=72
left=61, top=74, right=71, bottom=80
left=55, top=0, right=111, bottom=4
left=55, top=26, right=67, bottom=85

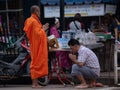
left=49, top=18, right=72, bottom=72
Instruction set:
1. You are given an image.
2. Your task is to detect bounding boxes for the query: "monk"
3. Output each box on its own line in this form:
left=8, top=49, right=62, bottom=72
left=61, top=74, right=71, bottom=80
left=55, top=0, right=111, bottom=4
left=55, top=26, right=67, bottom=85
left=23, top=5, right=49, bottom=88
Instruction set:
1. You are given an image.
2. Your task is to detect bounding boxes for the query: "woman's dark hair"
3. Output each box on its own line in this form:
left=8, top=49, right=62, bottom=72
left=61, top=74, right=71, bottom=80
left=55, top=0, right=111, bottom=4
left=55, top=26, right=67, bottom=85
left=102, top=13, right=113, bottom=25
left=74, top=13, right=81, bottom=22
left=68, top=39, right=80, bottom=46
left=112, top=14, right=120, bottom=22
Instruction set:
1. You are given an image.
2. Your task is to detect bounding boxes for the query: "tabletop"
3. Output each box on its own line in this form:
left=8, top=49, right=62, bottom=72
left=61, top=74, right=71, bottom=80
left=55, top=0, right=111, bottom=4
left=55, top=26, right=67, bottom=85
left=49, top=42, right=104, bottom=52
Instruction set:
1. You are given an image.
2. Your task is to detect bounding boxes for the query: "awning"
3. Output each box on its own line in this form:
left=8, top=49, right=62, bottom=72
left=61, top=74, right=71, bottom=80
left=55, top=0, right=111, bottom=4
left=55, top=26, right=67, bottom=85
left=74, top=0, right=84, bottom=4
left=0, top=0, right=12, bottom=1
left=103, top=0, right=117, bottom=4
left=64, top=0, right=74, bottom=4
left=40, top=0, right=117, bottom=5
left=41, top=0, right=59, bottom=5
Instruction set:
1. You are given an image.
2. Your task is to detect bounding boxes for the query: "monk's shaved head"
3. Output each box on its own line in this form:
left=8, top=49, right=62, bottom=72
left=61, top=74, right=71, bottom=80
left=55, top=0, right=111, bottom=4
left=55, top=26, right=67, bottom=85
left=30, top=5, right=40, bottom=17
left=30, top=5, right=39, bottom=13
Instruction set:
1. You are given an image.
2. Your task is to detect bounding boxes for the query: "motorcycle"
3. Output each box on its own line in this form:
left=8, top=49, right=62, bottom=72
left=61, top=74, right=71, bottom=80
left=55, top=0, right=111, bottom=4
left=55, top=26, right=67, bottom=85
left=0, top=34, right=49, bottom=86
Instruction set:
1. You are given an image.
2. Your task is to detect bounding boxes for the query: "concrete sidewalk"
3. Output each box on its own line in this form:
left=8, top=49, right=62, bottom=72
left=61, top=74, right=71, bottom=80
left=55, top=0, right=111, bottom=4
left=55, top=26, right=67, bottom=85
left=0, top=85, right=120, bottom=90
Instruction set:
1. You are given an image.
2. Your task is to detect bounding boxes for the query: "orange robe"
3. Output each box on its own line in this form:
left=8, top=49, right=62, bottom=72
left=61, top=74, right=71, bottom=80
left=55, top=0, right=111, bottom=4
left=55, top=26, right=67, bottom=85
left=23, top=14, right=48, bottom=79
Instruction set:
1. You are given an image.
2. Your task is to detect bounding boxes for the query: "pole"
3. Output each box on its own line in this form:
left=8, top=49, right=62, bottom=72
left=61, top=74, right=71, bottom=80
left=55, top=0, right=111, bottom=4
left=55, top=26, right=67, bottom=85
left=6, top=0, right=10, bottom=34
left=60, top=0, right=65, bottom=31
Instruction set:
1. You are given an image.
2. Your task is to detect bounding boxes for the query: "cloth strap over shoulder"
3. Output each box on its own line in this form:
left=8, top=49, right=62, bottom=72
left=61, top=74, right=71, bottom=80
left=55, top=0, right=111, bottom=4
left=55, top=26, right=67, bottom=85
left=74, top=21, right=80, bottom=30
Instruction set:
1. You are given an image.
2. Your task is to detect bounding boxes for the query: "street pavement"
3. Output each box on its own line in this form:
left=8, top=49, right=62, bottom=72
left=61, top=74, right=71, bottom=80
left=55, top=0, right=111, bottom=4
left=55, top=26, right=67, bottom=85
left=0, top=85, right=120, bottom=90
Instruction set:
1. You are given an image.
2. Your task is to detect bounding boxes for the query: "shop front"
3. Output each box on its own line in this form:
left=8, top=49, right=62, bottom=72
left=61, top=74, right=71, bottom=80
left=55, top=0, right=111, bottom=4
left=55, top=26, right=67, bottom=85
left=0, top=0, right=24, bottom=54
left=40, top=0, right=120, bottom=85
left=0, top=0, right=120, bottom=85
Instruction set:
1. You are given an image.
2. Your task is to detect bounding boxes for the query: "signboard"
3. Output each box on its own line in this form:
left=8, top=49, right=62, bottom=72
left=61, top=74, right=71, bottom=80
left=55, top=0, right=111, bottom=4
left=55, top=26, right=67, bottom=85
left=105, top=4, right=117, bottom=14
left=44, top=6, right=60, bottom=18
left=44, top=4, right=105, bottom=18
left=65, top=4, right=104, bottom=17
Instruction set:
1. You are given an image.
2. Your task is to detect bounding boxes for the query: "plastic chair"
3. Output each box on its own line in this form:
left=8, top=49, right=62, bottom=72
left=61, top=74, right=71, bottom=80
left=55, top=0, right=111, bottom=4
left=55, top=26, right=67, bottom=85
left=114, top=43, right=120, bottom=85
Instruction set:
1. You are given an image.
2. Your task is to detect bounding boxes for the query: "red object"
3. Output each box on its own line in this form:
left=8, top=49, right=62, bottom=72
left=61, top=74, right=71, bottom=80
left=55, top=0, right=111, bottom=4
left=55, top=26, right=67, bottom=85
left=49, top=49, right=74, bottom=86
left=95, top=83, right=104, bottom=87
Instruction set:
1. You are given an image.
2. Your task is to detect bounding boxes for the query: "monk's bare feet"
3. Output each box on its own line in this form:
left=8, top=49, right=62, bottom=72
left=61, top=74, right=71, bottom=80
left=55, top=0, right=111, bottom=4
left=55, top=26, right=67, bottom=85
left=32, top=78, right=43, bottom=88
left=32, top=84, right=43, bottom=88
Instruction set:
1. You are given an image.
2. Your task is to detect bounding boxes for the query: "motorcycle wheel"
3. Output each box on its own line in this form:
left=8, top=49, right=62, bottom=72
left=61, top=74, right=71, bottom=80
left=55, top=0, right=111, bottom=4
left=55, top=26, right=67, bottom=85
left=26, top=60, right=49, bottom=86
left=38, top=75, right=49, bottom=86
left=26, top=60, right=30, bottom=75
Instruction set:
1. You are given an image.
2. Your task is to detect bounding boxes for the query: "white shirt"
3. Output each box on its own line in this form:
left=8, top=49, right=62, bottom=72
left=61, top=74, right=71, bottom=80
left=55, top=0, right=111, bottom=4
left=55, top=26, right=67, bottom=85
left=69, top=21, right=81, bottom=31
left=78, top=45, right=100, bottom=76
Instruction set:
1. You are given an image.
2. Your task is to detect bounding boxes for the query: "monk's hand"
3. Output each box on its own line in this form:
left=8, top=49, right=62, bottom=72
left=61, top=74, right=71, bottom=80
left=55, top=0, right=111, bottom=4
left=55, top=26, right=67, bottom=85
left=69, top=53, right=76, bottom=62
left=43, top=23, right=49, bottom=31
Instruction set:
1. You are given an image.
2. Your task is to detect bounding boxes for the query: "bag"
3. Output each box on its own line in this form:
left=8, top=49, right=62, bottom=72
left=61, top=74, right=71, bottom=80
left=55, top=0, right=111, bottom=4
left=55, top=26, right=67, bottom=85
left=74, top=21, right=80, bottom=30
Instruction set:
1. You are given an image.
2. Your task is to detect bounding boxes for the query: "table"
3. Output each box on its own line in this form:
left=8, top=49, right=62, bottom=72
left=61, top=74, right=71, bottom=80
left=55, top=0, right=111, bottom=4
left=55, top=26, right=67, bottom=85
left=97, top=39, right=115, bottom=86
left=85, top=43, right=104, bottom=49
left=49, top=42, right=104, bottom=51
left=49, top=48, right=74, bottom=86
left=98, top=39, right=115, bottom=71
left=48, top=42, right=104, bottom=86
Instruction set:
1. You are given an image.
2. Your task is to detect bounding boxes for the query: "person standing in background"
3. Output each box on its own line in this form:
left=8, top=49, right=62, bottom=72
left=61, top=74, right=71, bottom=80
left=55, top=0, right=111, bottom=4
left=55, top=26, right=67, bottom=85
left=112, top=14, right=120, bottom=40
left=102, top=13, right=118, bottom=41
left=68, top=13, right=84, bottom=31
left=23, top=5, right=49, bottom=88
left=9, top=16, right=18, bottom=35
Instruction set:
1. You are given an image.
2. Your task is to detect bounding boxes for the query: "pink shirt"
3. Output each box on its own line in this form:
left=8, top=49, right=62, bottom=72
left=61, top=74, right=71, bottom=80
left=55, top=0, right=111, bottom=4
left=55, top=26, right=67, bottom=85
left=50, top=26, right=60, bottom=38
